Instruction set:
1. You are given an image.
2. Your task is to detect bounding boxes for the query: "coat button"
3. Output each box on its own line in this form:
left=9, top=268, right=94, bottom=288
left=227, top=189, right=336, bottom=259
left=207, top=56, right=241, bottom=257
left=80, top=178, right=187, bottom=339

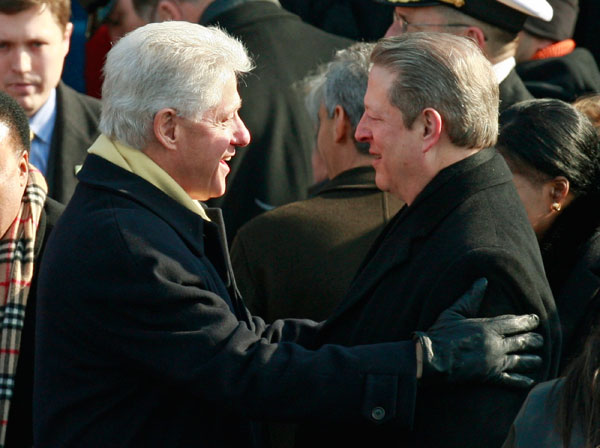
left=371, top=406, right=386, bottom=421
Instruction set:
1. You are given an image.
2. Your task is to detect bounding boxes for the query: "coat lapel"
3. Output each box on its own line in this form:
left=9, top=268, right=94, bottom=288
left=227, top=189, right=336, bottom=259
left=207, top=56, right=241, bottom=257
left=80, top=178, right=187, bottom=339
left=47, top=82, right=100, bottom=201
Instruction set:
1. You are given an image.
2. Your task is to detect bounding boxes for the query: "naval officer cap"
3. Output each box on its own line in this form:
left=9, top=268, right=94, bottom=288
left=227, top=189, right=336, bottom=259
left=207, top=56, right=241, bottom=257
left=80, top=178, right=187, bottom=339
left=373, top=0, right=554, bottom=33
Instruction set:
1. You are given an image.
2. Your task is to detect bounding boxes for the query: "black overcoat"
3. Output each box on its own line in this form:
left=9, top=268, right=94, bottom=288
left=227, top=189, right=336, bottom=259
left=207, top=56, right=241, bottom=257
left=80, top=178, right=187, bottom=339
left=516, top=48, right=600, bottom=102
left=34, top=155, right=418, bottom=447
left=296, top=148, right=561, bottom=448
left=204, top=1, right=352, bottom=240
left=499, top=68, right=534, bottom=112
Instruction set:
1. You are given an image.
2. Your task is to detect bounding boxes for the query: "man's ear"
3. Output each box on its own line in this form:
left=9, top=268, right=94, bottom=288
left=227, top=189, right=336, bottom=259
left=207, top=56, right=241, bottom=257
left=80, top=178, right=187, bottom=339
left=333, top=105, right=350, bottom=143
left=464, top=26, right=486, bottom=52
left=18, top=150, right=29, bottom=187
left=155, top=0, right=182, bottom=21
left=420, top=108, right=443, bottom=153
left=153, top=108, right=179, bottom=151
left=62, top=22, right=74, bottom=57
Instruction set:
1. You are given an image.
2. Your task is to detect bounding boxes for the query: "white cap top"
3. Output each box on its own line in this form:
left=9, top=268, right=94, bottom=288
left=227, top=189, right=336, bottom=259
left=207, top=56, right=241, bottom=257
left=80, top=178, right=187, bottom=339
left=498, top=0, right=554, bottom=21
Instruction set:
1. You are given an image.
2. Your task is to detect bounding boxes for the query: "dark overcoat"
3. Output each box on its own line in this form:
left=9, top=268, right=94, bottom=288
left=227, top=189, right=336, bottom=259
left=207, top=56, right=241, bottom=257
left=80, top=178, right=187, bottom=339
left=204, top=1, right=353, bottom=240
left=231, top=166, right=404, bottom=323
left=516, top=48, right=600, bottom=102
left=296, top=148, right=561, bottom=448
left=34, top=155, right=418, bottom=447
left=499, top=68, right=534, bottom=112
left=46, top=82, right=101, bottom=204
left=538, top=194, right=600, bottom=371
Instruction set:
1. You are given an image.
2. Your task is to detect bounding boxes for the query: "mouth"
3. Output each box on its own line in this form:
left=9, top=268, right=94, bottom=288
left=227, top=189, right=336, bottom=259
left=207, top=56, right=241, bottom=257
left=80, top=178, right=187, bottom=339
left=221, top=150, right=236, bottom=163
left=7, top=82, right=36, bottom=94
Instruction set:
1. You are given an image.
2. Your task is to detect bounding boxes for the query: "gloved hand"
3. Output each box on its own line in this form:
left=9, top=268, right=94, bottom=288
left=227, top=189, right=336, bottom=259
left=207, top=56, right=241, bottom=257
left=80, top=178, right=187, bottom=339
left=415, top=278, right=543, bottom=388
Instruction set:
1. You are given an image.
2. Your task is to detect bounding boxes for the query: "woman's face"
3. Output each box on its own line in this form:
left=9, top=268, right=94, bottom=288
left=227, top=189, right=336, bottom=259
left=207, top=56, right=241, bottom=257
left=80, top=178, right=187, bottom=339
left=511, top=171, right=570, bottom=240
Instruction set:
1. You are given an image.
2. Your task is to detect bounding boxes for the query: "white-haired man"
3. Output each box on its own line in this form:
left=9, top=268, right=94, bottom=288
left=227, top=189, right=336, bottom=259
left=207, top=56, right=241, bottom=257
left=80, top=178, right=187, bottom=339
left=132, top=0, right=353, bottom=240
left=35, top=22, right=546, bottom=447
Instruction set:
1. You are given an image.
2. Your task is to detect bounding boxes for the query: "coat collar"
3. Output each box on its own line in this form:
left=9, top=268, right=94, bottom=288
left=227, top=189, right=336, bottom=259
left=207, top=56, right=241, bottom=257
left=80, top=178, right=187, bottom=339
left=326, top=147, right=513, bottom=322
left=78, top=155, right=248, bottom=321
left=78, top=154, right=222, bottom=257
left=317, top=166, right=379, bottom=195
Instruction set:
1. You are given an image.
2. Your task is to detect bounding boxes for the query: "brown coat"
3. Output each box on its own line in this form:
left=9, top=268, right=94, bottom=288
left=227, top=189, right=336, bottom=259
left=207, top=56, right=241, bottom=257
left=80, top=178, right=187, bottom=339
left=231, top=166, right=403, bottom=322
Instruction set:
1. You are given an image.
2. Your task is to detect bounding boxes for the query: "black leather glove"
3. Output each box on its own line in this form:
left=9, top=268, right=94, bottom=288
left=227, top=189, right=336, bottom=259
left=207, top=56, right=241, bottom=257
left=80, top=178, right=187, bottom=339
left=415, top=278, right=543, bottom=388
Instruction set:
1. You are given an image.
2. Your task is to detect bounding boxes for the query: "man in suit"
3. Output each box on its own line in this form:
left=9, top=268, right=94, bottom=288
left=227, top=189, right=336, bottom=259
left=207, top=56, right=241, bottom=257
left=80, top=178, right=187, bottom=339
left=231, top=42, right=403, bottom=323
left=134, top=0, right=352, bottom=240
left=0, top=91, right=63, bottom=448
left=375, top=0, right=553, bottom=111
left=35, top=22, right=547, bottom=447
left=0, top=0, right=100, bottom=203
left=515, top=0, right=600, bottom=102
left=296, top=32, right=561, bottom=448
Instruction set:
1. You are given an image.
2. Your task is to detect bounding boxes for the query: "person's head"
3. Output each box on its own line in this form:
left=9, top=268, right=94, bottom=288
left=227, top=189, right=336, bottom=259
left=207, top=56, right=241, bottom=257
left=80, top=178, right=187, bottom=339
left=516, top=0, right=578, bottom=62
left=375, top=0, right=553, bottom=63
left=574, top=94, right=600, bottom=132
left=0, top=0, right=73, bottom=117
left=132, top=0, right=211, bottom=23
left=102, top=0, right=148, bottom=42
left=303, top=42, right=374, bottom=180
left=0, top=90, right=31, bottom=238
left=497, top=98, right=600, bottom=239
left=354, top=32, right=498, bottom=204
left=99, top=21, right=252, bottom=201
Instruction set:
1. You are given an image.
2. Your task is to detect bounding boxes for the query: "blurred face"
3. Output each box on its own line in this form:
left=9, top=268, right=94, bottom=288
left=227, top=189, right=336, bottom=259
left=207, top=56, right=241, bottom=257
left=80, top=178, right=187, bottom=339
left=355, top=65, right=421, bottom=201
left=173, top=74, right=250, bottom=201
left=385, top=6, right=449, bottom=37
left=511, top=172, right=559, bottom=238
left=0, top=124, right=28, bottom=238
left=106, top=0, right=147, bottom=43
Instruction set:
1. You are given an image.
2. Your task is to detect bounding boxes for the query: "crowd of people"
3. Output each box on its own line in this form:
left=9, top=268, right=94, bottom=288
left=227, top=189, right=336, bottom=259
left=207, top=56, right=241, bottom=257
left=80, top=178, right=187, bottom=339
left=1, top=0, right=600, bottom=447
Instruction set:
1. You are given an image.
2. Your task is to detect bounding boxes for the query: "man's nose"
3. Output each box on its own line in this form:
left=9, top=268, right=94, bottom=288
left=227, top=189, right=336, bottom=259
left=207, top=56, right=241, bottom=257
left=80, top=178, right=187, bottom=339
left=11, top=48, right=32, bottom=74
left=354, top=114, right=371, bottom=142
left=233, top=115, right=251, bottom=147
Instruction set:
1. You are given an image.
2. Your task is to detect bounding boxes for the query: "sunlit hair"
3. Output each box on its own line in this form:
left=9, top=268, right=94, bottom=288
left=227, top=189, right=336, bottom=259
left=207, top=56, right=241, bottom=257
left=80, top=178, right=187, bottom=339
left=0, top=91, right=30, bottom=155
left=574, top=94, right=600, bottom=133
left=557, top=320, right=600, bottom=448
left=0, top=0, right=71, bottom=30
left=371, top=32, right=499, bottom=149
left=303, top=42, right=374, bottom=155
left=99, top=21, right=253, bottom=149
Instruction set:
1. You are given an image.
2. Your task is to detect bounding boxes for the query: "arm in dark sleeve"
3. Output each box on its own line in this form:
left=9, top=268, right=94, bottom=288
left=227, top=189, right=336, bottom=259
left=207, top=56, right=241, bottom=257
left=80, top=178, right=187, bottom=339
left=69, top=212, right=418, bottom=427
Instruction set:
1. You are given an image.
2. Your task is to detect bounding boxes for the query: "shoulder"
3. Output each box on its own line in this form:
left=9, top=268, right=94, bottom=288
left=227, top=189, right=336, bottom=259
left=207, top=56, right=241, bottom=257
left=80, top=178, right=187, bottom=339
left=56, top=82, right=101, bottom=120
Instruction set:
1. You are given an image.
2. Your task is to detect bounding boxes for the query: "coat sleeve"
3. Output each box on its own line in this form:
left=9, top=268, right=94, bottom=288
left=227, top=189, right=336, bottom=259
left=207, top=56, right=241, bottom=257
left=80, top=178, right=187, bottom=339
left=412, top=247, right=560, bottom=447
left=60, top=209, right=418, bottom=427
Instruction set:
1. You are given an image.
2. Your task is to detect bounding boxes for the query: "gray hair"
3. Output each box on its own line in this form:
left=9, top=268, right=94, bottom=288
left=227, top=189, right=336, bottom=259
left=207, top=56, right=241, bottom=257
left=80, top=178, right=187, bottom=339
left=304, top=42, right=374, bottom=155
left=99, top=21, right=253, bottom=149
left=371, top=32, right=499, bottom=149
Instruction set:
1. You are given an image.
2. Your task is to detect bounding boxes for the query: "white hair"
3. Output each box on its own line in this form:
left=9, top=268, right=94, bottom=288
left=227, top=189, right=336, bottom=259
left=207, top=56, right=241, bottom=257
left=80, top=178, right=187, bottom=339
left=99, top=21, right=253, bottom=149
